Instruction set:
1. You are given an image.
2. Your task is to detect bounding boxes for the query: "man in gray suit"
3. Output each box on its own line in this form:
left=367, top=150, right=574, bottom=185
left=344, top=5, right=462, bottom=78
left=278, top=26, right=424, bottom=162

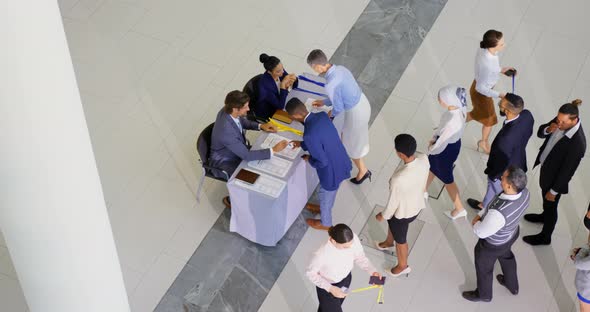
left=210, top=90, right=288, bottom=208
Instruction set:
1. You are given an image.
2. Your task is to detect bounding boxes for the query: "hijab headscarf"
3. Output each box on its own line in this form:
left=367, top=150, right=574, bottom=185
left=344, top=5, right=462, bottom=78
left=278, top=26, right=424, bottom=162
left=438, top=85, right=467, bottom=118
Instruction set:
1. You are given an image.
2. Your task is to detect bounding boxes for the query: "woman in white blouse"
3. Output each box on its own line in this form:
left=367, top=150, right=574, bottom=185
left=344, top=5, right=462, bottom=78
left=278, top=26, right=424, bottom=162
left=306, top=224, right=382, bottom=311
left=425, top=85, right=467, bottom=220
left=467, top=29, right=516, bottom=154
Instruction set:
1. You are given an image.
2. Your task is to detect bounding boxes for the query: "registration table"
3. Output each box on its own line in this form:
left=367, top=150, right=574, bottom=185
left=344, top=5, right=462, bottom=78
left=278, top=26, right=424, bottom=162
left=227, top=120, right=319, bottom=246
left=227, top=73, right=329, bottom=246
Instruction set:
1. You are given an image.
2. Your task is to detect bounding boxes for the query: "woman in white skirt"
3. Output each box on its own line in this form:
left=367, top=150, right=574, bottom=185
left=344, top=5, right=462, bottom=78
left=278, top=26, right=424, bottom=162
left=307, top=49, right=372, bottom=184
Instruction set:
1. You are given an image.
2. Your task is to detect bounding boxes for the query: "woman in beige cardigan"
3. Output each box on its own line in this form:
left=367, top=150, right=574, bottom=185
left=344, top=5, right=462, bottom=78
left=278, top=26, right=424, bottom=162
left=375, top=134, right=430, bottom=277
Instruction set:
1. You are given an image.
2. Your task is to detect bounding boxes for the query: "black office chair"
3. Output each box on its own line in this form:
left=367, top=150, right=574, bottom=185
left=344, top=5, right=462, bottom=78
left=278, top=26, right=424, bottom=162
left=196, top=122, right=229, bottom=203
left=243, top=74, right=265, bottom=122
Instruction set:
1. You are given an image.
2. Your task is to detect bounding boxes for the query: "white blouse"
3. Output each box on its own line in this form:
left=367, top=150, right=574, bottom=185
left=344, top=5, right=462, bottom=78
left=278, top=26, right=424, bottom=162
left=429, top=109, right=466, bottom=155
left=306, top=234, right=376, bottom=291
left=474, top=48, right=501, bottom=98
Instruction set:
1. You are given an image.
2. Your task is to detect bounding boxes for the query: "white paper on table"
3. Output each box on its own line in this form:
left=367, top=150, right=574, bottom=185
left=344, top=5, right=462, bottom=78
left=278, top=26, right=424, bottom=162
left=248, top=156, right=293, bottom=178
left=260, top=133, right=301, bottom=160
left=305, top=98, right=331, bottom=114
left=233, top=169, right=287, bottom=198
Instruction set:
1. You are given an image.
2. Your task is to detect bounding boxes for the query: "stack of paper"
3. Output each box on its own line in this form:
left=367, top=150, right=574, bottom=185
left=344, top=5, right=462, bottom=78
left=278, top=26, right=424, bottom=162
left=233, top=171, right=287, bottom=198
left=248, top=156, right=293, bottom=178
left=305, top=98, right=331, bottom=114
left=260, top=133, right=301, bottom=160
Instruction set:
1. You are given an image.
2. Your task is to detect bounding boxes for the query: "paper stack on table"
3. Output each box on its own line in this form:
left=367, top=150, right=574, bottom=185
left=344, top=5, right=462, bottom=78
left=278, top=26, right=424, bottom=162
left=233, top=169, right=287, bottom=198
left=260, top=133, right=301, bottom=160
left=248, top=156, right=293, bottom=178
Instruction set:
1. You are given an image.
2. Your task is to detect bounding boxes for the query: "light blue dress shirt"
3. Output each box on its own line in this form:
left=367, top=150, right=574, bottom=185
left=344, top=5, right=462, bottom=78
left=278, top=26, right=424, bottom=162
left=324, top=65, right=362, bottom=117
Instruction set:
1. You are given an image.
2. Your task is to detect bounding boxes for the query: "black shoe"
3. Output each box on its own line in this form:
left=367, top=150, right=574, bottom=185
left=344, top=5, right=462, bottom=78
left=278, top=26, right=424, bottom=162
left=223, top=196, right=231, bottom=209
left=524, top=213, right=544, bottom=224
left=462, top=290, right=491, bottom=302
left=496, top=274, right=518, bottom=295
left=522, top=233, right=551, bottom=246
left=350, top=170, right=372, bottom=185
left=466, top=198, right=482, bottom=210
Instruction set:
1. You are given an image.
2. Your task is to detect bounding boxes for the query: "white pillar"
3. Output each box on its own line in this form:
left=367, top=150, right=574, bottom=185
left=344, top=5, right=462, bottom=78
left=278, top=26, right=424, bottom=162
left=0, top=1, right=131, bottom=312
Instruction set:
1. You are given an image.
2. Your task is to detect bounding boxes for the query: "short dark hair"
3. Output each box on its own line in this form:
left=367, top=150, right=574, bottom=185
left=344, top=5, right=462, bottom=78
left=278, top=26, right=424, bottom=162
left=259, top=53, right=281, bottom=72
left=307, top=49, right=328, bottom=66
left=224, top=90, right=249, bottom=114
left=559, top=99, right=582, bottom=120
left=505, top=166, right=527, bottom=193
left=394, top=134, right=417, bottom=157
left=480, top=29, right=503, bottom=49
left=328, top=224, right=354, bottom=244
left=285, top=98, right=308, bottom=115
left=504, top=93, right=524, bottom=113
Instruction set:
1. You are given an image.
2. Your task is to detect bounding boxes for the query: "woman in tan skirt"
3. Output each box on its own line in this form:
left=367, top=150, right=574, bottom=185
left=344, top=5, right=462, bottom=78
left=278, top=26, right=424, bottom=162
left=467, top=29, right=516, bottom=154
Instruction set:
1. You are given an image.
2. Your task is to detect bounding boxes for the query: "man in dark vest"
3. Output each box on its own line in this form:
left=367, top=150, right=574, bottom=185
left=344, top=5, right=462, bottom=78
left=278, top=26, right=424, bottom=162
left=463, top=166, right=530, bottom=302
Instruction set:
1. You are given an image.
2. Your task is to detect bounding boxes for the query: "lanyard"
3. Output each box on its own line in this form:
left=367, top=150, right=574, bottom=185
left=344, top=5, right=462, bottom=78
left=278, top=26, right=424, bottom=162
left=512, top=75, right=515, bottom=93
left=351, top=284, right=385, bottom=304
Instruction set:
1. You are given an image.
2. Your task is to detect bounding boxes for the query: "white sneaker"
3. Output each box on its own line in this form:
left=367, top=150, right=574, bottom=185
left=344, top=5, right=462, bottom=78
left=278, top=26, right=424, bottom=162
left=444, top=209, right=467, bottom=220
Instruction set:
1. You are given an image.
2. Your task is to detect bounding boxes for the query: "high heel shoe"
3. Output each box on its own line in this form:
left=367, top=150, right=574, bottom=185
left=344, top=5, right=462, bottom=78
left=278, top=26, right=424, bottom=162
left=350, top=170, right=372, bottom=185
left=374, top=241, right=394, bottom=251
left=388, top=266, right=411, bottom=278
left=444, top=209, right=467, bottom=220
left=477, top=140, right=490, bottom=154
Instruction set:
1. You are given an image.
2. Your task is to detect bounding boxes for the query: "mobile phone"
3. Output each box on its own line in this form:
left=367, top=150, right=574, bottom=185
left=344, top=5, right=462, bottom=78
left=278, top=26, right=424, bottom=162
left=340, top=286, right=349, bottom=294
left=505, top=69, right=516, bottom=77
left=369, top=276, right=386, bottom=285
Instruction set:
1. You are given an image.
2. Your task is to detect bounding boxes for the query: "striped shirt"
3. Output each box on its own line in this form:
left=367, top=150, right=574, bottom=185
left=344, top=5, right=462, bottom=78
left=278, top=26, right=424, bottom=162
left=473, top=189, right=530, bottom=245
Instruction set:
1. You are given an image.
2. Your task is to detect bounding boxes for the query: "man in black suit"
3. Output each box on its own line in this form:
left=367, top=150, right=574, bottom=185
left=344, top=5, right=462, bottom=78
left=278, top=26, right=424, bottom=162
left=523, top=99, right=586, bottom=245
left=467, top=93, right=534, bottom=211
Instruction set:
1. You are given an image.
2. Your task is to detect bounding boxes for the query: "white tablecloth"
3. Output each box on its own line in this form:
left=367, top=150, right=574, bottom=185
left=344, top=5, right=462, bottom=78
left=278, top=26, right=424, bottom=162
left=227, top=120, right=319, bottom=246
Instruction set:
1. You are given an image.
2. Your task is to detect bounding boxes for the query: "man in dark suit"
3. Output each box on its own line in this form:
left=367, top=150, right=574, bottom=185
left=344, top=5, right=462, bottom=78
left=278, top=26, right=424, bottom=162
left=523, top=100, right=586, bottom=245
left=467, top=93, right=534, bottom=211
left=286, top=98, right=352, bottom=231
left=210, top=90, right=289, bottom=208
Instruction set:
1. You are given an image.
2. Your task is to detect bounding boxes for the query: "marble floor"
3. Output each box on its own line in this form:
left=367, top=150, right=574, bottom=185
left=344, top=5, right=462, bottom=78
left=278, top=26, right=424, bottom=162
left=2, top=0, right=590, bottom=311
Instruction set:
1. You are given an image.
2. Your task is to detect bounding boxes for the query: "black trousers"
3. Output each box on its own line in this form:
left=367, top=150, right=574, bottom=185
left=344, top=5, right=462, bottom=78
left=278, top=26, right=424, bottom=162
left=317, top=273, right=352, bottom=312
left=540, top=188, right=562, bottom=237
left=474, top=229, right=519, bottom=300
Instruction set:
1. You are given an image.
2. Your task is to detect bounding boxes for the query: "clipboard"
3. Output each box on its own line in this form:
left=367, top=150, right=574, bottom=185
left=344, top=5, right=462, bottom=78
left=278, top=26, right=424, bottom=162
left=272, top=110, right=292, bottom=124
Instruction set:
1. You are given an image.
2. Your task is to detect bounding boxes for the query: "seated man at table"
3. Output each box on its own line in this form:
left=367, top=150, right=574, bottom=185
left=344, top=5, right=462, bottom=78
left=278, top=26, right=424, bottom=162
left=210, top=90, right=289, bottom=208
left=286, top=98, right=352, bottom=230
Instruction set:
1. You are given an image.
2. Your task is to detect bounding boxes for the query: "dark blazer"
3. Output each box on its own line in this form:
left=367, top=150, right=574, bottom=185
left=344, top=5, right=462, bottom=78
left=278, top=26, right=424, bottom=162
left=485, top=109, right=535, bottom=180
left=254, top=70, right=297, bottom=120
left=209, top=108, right=270, bottom=176
left=534, top=118, right=586, bottom=194
left=301, top=112, right=352, bottom=191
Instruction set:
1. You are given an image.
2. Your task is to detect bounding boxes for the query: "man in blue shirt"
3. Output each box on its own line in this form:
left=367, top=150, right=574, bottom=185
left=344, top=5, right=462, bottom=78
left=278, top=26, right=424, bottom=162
left=286, top=98, right=352, bottom=230
left=306, top=49, right=372, bottom=186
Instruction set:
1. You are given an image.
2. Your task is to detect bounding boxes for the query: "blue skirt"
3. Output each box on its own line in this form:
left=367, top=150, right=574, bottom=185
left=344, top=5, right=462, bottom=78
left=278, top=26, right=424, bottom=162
left=428, top=140, right=461, bottom=184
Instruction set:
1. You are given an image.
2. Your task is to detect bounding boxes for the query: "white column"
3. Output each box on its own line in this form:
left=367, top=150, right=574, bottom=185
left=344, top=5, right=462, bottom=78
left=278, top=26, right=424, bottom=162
left=0, top=1, right=130, bottom=312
